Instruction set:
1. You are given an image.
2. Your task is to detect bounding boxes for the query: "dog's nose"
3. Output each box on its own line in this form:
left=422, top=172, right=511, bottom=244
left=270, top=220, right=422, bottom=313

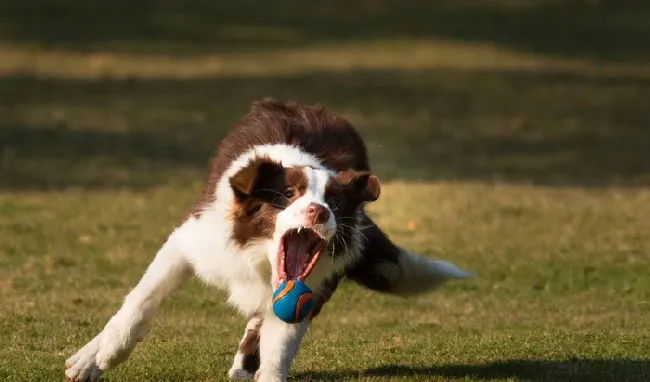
left=305, top=203, right=330, bottom=225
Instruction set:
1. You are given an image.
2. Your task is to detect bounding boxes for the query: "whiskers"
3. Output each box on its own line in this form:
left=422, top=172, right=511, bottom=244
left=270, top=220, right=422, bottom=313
left=330, top=218, right=364, bottom=258
left=255, top=188, right=291, bottom=208
left=336, top=216, right=371, bottom=241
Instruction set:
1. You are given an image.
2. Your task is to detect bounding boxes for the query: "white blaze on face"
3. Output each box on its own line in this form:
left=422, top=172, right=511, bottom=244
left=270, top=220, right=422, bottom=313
left=275, top=167, right=336, bottom=240
left=271, top=166, right=337, bottom=287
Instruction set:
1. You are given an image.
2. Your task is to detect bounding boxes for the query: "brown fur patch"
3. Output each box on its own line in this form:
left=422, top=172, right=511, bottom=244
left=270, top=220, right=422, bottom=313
left=334, top=170, right=380, bottom=202
left=239, top=328, right=260, bottom=355
left=190, top=98, right=369, bottom=218
left=229, top=158, right=308, bottom=247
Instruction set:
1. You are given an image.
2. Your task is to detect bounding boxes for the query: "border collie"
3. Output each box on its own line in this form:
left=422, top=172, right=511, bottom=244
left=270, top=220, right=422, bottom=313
left=64, top=99, right=470, bottom=382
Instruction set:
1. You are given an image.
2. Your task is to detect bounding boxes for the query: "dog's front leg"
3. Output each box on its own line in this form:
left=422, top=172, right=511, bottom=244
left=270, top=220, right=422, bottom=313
left=255, top=315, right=309, bottom=382
left=65, top=233, right=189, bottom=381
left=229, top=316, right=263, bottom=379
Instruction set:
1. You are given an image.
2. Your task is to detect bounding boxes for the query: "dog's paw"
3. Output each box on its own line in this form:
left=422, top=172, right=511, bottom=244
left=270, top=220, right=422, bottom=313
left=254, top=369, right=286, bottom=382
left=65, top=316, right=140, bottom=381
left=228, top=367, right=255, bottom=379
left=64, top=335, right=103, bottom=382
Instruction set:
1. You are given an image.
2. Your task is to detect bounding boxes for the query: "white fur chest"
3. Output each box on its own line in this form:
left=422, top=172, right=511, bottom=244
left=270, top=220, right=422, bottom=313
left=175, top=211, right=275, bottom=316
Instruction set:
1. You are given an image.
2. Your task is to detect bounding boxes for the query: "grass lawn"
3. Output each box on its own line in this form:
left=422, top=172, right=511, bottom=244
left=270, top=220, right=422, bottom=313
left=1, top=1, right=650, bottom=381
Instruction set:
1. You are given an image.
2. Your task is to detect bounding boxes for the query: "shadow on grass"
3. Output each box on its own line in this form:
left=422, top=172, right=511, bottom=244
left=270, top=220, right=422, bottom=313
left=0, top=1, right=649, bottom=63
left=2, top=1, right=649, bottom=192
left=296, top=359, right=650, bottom=381
left=0, top=122, right=208, bottom=190
left=1, top=67, right=650, bottom=191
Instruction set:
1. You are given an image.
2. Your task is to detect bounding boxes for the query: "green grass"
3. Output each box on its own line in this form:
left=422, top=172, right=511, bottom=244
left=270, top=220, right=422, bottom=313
left=1, top=1, right=650, bottom=381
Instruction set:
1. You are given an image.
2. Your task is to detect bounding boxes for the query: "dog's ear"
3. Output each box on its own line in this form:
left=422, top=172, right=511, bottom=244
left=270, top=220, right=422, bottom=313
left=363, top=174, right=381, bottom=202
left=230, top=157, right=284, bottom=199
left=335, top=170, right=381, bottom=202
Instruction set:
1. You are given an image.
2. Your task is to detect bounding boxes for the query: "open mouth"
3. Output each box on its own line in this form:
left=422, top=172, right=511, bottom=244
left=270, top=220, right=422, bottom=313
left=278, top=228, right=327, bottom=283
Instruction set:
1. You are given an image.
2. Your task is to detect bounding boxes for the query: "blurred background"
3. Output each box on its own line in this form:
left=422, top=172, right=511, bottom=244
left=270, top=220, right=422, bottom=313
left=1, top=0, right=649, bottom=189
left=1, top=1, right=650, bottom=381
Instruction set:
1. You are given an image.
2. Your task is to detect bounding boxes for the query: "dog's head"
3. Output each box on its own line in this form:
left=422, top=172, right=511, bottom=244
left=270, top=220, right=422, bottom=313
left=229, top=156, right=380, bottom=288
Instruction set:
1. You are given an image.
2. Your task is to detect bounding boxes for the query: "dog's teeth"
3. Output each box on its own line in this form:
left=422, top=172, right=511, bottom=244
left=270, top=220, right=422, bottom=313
left=297, top=227, right=302, bottom=233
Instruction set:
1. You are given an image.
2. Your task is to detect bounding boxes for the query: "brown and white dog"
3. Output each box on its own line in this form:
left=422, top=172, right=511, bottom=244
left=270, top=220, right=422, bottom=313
left=64, top=99, right=470, bottom=382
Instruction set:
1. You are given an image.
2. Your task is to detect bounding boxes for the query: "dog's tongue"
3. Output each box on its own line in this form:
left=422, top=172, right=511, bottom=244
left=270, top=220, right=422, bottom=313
left=285, top=232, right=310, bottom=279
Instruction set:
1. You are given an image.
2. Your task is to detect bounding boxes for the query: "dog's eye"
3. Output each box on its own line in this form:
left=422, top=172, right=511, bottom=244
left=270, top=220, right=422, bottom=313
left=283, top=188, right=295, bottom=199
left=327, top=196, right=341, bottom=209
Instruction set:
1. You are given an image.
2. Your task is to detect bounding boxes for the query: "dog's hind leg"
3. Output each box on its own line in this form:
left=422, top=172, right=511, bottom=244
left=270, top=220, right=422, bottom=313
left=65, top=232, right=190, bottom=382
left=228, top=316, right=262, bottom=379
left=346, top=214, right=471, bottom=296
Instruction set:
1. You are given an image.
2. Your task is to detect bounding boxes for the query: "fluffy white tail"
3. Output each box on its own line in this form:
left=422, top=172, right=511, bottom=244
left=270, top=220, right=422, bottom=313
left=387, top=251, right=471, bottom=296
left=346, top=214, right=472, bottom=295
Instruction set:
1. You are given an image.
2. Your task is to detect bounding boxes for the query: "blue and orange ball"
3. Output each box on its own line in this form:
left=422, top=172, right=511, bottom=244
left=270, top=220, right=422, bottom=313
left=272, top=280, right=314, bottom=324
